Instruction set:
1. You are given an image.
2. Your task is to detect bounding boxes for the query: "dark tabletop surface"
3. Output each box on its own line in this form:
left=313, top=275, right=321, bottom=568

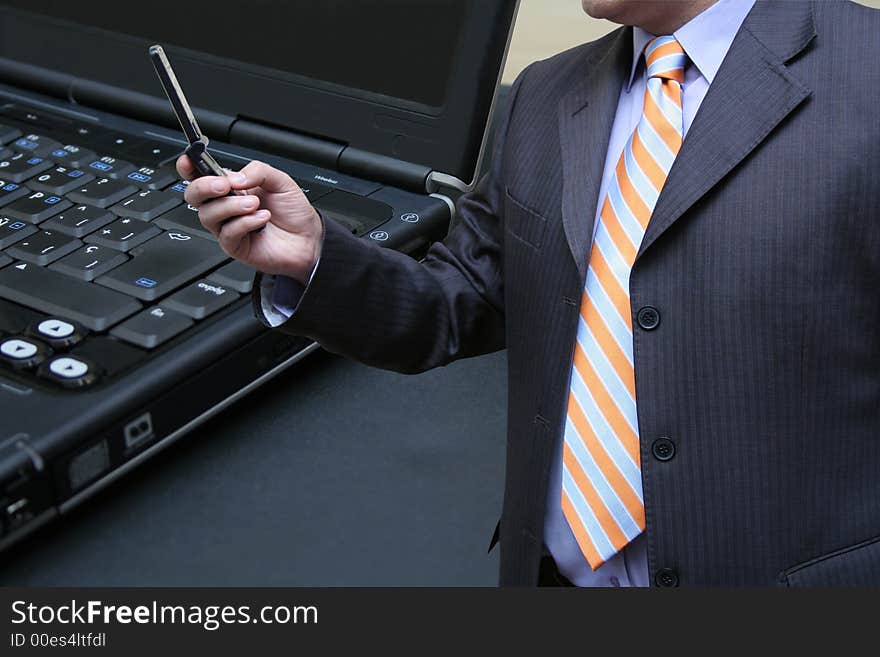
left=0, top=348, right=507, bottom=586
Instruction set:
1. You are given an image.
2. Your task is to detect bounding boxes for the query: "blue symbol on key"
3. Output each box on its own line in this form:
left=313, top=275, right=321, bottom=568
left=15, top=138, right=38, bottom=150
left=9, top=221, right=26, bottom=230
left=3, top=183, right=19, bottom=191
left=171, top=182, right=187, bottom=193
left=67, top=170, right=84, bottom=178
left=128, top=172, right=151, bottom=183
left=27, top=157, right=43, bottom=165
left=90, top=161, right=112, bottom=171
left=135, top=278, right=158, bottom=289
left=45, top=196, right=62, bottom=204
left=52, top=149, right=69, bottom=158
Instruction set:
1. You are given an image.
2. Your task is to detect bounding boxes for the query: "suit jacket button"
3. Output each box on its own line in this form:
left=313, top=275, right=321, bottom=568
left=652, top=437, right=675, bottom=461
left=637, top=306, right=660, bottom=330
left=655, top=568, right=679, bottom=587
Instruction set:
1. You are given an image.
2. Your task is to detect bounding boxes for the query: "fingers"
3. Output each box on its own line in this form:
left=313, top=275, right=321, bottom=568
left=196, top=195, right=261, bottom=236
left=217, top=210, right=272, bottom=257
left=237, top=160, right=299, bottom=194
left=175, top=155, right=197, bottom=181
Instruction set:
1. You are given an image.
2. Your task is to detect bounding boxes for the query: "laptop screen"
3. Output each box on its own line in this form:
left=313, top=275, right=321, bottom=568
left=0, top=0, right=469, bottom=110
left=0, top=0, right=517, bottom=186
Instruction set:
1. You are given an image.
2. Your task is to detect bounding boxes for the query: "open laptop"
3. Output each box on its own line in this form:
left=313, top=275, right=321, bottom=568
left=0, top=0, right=518, bottom=552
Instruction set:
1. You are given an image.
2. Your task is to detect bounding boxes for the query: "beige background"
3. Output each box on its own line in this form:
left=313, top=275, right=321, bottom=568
left=502, top=0, right=880, bottom=83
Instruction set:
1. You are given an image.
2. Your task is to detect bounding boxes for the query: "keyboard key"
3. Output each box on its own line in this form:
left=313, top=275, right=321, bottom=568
left=0, top=153, right=53, bottom=183
left=11, top=133, right=63, bottom=158
left=84, top=155, right=135, bottom=180
left=0, top=336, right=49, bottom=370
left=123, top=140, right=181, bottom=167
left=66, top=177, right=139, bottom=208
left=125, top=166, right=177, bottom=190
left=207, top=260, right=255, bottom=293
left=110, top=306, right=193, bottom=349
left=0, top=180, right=29, bottom=207
left=0, top=123, right=23, bottom=145
left=0, top=147, right=11, bottom=160
left=5, top=229, right=81, bottom=265
left=2, top=190, right=72, bottom=224
left=110, top=189, right=181, bottom=221
left=0, top=216, right=37, bottom=248
left=49, top=243, right=128, bottom=281
left=164, top=180, right=190, bottom=197
left=154, top=203, right=212, bottom=238
left=96, top=230, right=227, bottom=301
left=29, top=165, right=95, bottom=195
left=84, top=217, right=161, bottom=252
left=39, top=355, right=98, bottom=388
left=41, top=204, right=115, bottom=237
left=48, top=144, right=97, bottom=168
left=29, top=317, right=84, bottom=349
left=0, top=253, right=10, bottom=268
left=164, top=279, right=239, bottom=319
left=0, top=261, right=142, bottom=331
left=0, top=299, right=42, bottom=334
left=91, top=132, right=145, bottom=154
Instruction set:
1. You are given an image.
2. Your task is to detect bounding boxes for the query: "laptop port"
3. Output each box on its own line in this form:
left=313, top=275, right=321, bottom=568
left=124, top=412, right=154, bottom=450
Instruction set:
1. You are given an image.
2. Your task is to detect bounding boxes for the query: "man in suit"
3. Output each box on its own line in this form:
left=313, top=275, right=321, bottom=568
left=178, top=0, right=880, bottom=586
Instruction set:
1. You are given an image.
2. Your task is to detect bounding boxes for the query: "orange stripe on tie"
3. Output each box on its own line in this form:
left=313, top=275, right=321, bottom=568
left=580, top=292, right=636, bottom=399
left=599, top=198, right=638, bottom=265
left=661, top=81, right=683, bottom=108
left=646, top=41, right=684, bottom=67
left=563, top=443, right=629, bottom=551
left=566, top=394, right=645, bottom=527
left=631, top=129, right=669, bottom=193
left=561, top=489, right=605, bottom=570
left=644, top=92, right=682, bottom=156
left=586, top=246, right=632, bottom=330
left=614, top=156, right=652, bottom=229
left=571, top=343, right=640, bottom=464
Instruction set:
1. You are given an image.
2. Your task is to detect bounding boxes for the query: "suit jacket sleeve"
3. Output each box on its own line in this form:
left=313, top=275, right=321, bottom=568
left=250, top=71, right=527, bottom=374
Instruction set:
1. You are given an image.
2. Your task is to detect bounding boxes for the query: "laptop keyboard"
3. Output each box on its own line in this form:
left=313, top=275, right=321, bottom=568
left=0, top=101, right=391, bottom=391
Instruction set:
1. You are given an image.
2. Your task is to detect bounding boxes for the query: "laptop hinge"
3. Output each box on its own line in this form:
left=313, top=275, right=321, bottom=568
left=69, top=78, right=235, bottom=142
left=231, top=117, right=432, bottom=194
left=0, top=57, right=73, bottom=102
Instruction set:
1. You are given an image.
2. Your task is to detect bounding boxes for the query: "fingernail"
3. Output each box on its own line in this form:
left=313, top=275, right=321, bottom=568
left=242, top=197, right=258, bottom=211
left=256, top=209, right=270, bottom=219
left=211, top=179, right=226, bottom=193
left=231, top=172, right=247, bottom=185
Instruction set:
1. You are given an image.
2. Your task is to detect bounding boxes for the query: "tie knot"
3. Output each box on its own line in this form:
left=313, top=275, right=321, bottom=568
left=645, top=36, right=686, bottom=82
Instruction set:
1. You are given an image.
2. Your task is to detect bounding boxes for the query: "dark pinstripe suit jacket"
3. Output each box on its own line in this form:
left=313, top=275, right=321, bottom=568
left=260, top=0, right=880, bottom=586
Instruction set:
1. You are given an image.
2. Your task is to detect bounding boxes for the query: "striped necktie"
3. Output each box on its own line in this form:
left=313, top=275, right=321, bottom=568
left=561, top=36, right=687, bottom=570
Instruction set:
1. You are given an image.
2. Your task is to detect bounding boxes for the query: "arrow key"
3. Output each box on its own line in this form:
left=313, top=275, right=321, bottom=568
left=0, top=336, right=49, bottom=370
left=40, top=355, right=98, bottom=388
left=49, top=244, right=128, bottom=281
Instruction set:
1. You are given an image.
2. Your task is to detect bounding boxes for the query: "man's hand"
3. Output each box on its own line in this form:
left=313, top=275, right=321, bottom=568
left=177, top=157, right=323, bottom=284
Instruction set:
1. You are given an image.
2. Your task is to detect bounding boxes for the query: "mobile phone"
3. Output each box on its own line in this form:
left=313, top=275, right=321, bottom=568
left=148, top=44, right=240, bottom=187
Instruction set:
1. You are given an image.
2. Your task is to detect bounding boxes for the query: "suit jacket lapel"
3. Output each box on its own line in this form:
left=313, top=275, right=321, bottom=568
left=559, top=27, right=631, bottom=281
left=637, top=0, right=816, bottom=259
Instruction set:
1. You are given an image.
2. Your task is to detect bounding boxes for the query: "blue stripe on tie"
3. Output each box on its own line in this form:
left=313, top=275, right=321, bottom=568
left=575, top=318, right=636, bottom=411
left=622, top=136, right=660, bottom=206
left=569, top=370, right=643, bottom=493
left=645, top=35, right=676, bottom=58
left=573, top=331, right=639, bottom=438
left=592, top=222, right=632, bottom=298
left=561, top=464, right=617, bottom=561
left=637, top=119, right=676, bottom=170
left=606, top=176, right=649, bottom=243
left=584, top=271, right=634, bottom=363
left=564, top=417, right=642, bottom=537
left=650, top=80, right=684, bottom=130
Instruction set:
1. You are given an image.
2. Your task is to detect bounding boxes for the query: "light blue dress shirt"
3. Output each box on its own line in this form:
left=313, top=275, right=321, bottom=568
left=258, top=0, right=756, bottom=586
left=544, top=0, right=756, bottom=587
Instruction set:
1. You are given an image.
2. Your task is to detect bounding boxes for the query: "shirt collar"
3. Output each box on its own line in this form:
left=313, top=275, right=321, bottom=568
left=625, top=0, right=757, bottom=91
